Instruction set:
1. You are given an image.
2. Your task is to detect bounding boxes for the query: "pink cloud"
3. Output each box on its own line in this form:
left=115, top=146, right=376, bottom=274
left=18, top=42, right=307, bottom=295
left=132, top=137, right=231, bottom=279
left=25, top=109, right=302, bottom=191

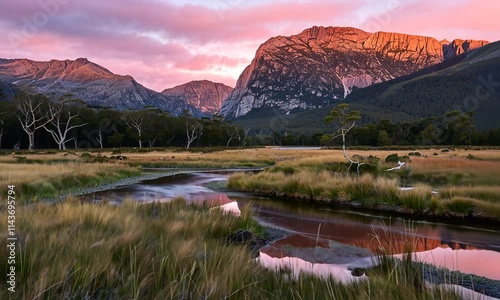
left=0, top=0, right=498, bottom=92
left=359, top=0, right=500, bottom=42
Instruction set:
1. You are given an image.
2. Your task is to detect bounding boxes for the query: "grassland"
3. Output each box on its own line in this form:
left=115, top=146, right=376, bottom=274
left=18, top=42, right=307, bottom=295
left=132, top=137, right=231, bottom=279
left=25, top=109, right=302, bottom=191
left=0, top=199, right=460, bottom=299
left=0, top=147, right=498, bottom=298
left=227, top=147, right=500, bottom=221
left=0, top=157, right=140, bottom=202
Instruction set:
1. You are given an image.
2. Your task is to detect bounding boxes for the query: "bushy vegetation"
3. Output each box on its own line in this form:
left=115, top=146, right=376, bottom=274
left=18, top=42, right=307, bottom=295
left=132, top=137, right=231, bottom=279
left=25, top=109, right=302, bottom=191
left=228, top=153, right=500, bottom=220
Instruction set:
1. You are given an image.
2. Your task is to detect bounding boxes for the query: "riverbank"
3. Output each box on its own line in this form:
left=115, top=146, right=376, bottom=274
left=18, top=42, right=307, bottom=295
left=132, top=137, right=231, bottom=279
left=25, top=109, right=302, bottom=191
left=204, top=179, right=500, bottom=298
left=68, top=167, right=263, bottom=200
left=228, top=167, right=500, bottom=225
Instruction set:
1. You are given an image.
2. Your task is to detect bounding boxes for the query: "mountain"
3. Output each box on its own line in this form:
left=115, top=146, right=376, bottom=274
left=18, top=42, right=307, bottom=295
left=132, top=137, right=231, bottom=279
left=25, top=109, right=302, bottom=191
left=219, top=26, right=488, bottom=119
left=344, top=40, right=500, bottom=129
left=233, top=41, right=500, bottom=133
left=0, top=58, right=192, bottom=115
left=162, top=80, right=233, bottom=114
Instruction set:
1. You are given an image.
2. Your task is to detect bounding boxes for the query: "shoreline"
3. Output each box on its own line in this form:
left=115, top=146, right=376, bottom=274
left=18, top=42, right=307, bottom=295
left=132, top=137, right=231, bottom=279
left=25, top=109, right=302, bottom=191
left=63, top=167, right=263, bottom=200
left=229, top=187, right=500, bottom=227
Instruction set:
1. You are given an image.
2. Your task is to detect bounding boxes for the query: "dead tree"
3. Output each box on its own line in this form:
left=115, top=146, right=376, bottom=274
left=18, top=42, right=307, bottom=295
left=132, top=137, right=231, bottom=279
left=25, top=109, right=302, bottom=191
left=15, top=95, right=54, bottom=150
left=226, top=127, right=239, bottom=147
left=126, top=114, right=144, bottom=148
left=43, top=103, right=87, bottom=150
left=185, top=122, right=203, bottom=149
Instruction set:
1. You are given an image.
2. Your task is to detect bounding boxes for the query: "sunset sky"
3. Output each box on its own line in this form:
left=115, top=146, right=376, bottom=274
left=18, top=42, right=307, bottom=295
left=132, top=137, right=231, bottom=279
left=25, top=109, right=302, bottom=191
left=1, top=0, right=499, bottom=91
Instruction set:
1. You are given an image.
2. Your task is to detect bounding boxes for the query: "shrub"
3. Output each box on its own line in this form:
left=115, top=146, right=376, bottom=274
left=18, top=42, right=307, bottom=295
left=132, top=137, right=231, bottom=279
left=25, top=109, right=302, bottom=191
left=445, top=197, right=475, bottom=216
left=408, top=152, right=422, bottom=157
left=385, top=153, right=409, bottom=163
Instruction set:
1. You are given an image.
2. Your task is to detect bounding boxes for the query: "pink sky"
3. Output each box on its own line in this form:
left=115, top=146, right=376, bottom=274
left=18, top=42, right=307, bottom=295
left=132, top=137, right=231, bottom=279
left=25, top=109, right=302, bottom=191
left=0, top=0, right=498, bottom=91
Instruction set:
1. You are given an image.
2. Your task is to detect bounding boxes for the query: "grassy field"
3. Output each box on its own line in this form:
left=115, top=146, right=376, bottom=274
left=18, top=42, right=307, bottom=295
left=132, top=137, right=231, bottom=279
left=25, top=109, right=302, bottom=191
left=0, top=199, right=460, bottom=299
left=0, top=160, right=140, bottom=202
left=227, top=148, right=500, bottom=220
left=0, top=147, right=498, bottom=298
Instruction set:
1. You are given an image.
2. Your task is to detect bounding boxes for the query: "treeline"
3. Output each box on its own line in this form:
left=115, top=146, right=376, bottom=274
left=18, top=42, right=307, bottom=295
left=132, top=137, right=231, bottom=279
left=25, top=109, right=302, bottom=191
left=1, top=91, right=500, bottom=150
left=0, top=93, right=249, bottom=150
left=252, top=110, right=500, bottom=147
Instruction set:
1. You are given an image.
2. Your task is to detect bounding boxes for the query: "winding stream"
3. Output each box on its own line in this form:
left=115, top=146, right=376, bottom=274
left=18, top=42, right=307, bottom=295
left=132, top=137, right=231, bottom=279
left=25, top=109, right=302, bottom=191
left=82, top=170, right=500, bottom=283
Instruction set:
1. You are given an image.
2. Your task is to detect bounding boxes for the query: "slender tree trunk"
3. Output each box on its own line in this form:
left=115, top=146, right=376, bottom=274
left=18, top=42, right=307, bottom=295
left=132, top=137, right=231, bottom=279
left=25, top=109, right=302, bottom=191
left=28, top=133, right=35, bottom=150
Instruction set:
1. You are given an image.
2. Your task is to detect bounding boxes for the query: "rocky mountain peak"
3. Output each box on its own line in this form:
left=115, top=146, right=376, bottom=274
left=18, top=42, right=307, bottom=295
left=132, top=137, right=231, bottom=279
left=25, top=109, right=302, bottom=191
left=162, top=80, right=233, bottom=114
left=219, top=26, right=488, bottom=119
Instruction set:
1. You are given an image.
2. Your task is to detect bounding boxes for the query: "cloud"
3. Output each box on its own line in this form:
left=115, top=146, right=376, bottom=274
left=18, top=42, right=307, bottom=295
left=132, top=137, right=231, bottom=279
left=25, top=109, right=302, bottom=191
left=0, top=0, right=498, bottom=91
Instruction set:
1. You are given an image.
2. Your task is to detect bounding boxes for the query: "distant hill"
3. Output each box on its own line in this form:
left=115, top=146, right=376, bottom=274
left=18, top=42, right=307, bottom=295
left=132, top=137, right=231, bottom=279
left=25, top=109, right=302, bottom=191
left=219, top=26, right=487, bottom=119
left=0, top=58, right=198, bottom=115
left=162, top=80, right=233, bottom=114
left=0, top=80, right=22, bottom=101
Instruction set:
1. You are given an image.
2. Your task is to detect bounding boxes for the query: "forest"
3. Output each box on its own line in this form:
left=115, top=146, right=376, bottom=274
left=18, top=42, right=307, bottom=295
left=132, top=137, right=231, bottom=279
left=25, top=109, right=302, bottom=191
left=1, top=90, right=500, bottom=150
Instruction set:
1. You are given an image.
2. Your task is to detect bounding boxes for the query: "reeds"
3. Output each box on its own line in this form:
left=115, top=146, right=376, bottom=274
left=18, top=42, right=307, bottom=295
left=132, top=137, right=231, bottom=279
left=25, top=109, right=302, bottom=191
left=0, top=200, right=461, bottom=299
left=229, top=167, right=500, bottom=219
left=0, top=162, right=140, bottom=202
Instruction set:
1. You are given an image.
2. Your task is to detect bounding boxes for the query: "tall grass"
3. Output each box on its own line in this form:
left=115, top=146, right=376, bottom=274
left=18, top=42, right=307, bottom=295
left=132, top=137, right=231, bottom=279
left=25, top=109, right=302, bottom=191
left=229, top=167, right=500, bottom=219
left=0, top=162, right=140, bottom=202
left=0, top=200, right=460, bottom=299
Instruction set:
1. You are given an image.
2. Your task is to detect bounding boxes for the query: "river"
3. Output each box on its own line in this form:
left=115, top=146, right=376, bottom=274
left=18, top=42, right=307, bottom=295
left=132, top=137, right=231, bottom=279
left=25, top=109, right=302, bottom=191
left=81, top=170, right=500, bottom=283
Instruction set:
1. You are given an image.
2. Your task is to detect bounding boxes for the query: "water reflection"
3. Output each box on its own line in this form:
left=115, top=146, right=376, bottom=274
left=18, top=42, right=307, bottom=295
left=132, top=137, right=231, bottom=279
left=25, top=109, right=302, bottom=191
left=81, top=172, right=500, bottom=281
left=233, top=195, right=500, bottom=280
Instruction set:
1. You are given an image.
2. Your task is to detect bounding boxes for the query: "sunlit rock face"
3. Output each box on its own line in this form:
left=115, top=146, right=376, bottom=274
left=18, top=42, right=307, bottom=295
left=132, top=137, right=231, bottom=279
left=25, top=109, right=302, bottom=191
left=162, top=80, right=233, bottom=114
left=219, top=26, right=487, bottom=119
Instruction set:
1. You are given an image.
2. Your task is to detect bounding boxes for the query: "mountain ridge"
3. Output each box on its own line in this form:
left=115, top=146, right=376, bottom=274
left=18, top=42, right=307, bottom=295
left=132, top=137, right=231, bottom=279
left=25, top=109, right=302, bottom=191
left=0, top=57, right=191, bottom=115
left=219, top=26, right=488, bottom=119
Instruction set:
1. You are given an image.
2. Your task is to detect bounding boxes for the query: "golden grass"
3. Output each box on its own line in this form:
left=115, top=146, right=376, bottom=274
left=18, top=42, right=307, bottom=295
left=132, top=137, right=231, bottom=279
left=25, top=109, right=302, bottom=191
left=0, top=162, right=139, bottom=201
left=0, top=200, right=460, bottom=299
left=229, top=165, right=500, bottom=219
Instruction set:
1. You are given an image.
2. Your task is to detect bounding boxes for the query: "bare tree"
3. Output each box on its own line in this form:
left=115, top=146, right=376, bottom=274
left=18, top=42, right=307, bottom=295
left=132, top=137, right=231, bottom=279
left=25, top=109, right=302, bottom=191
left=0, top=128, right=4, bottom=149
left=325, top=103, right=364, bottom=175
left=0, top=112, right=5, bottom=148
left=96, top=124, right=105, bottom=149
left=126, top=113, right=144, bottom=148
left=241, top=128, right=251, bottom=146
left=15, top=95, right=54, bottom=150
left=226, top=127, right=251, bottom=147
left=43, top=102, right=87, bottom=150
left=185, top=122, right=203, bottom=149
left=226, top=127, right=239, bottom=147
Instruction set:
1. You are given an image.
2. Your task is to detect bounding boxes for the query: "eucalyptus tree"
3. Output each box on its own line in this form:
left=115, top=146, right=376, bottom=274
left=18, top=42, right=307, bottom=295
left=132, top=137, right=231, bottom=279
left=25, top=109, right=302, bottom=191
left=14, top=94, right=54, bottom=150
left=43, top=101, right=87, bottom=150
left=324, top=103, right=365, bottom=175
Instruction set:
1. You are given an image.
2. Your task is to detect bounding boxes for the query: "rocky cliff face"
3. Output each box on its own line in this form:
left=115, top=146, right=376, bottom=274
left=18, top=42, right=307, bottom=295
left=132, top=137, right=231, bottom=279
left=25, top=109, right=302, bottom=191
left=0, top=58, right=189, bottom=114
left=219, top=26, right=488, bottom=119
left=162, top=80, right=233, bottom=114
left=443, top=39, right=489, bottom=59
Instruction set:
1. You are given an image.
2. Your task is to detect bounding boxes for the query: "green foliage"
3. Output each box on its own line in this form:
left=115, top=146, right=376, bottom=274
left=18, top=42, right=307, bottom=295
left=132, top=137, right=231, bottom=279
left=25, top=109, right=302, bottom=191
left=445, top=197, right=475, bottom=216
left=385, top=153, right=409, bottom=163
left=377, top=130, right=393, bottom=146
left=408, top=152, right=422, bottom=156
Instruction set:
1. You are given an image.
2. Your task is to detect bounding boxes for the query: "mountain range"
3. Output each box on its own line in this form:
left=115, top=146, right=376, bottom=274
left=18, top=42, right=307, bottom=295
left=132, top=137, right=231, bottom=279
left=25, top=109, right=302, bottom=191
left=0, top=58, right=225, bottom=116
left=0, top=26, right=497, bottom=130
left=219, top=26, right=488, bottom=119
